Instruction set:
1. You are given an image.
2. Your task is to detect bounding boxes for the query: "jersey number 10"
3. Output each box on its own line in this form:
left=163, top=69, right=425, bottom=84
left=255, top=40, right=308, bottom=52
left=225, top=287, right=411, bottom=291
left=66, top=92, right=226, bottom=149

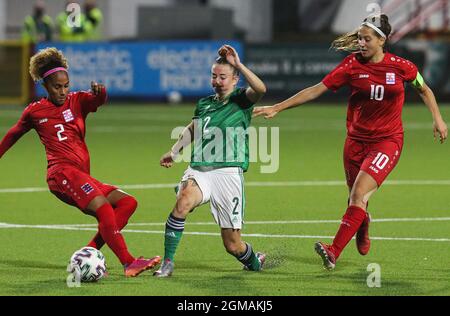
left=370, top=85, right=384, bottom=101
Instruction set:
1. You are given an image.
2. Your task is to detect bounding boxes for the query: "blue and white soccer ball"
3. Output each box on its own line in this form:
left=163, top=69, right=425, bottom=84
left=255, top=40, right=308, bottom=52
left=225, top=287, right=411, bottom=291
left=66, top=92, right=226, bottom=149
left=68, top=247, right=107, bottom=282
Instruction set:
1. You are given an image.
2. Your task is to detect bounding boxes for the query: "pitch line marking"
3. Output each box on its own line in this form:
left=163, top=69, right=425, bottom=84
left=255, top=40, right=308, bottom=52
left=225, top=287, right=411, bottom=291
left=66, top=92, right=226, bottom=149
left=14, top=216, right=450, bottom=228
left=1, top=222, right=449, bottom=243
left=2, top=179, right=450, bottom=193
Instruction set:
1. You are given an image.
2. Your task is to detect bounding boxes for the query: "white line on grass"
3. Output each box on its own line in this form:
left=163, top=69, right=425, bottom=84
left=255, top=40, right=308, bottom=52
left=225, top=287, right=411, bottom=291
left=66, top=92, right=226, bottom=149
left=19, top=216, right=450, bottom=228
left=1, top=221, right=449, bottom=242
left=2, top=179, right=450, bottom=193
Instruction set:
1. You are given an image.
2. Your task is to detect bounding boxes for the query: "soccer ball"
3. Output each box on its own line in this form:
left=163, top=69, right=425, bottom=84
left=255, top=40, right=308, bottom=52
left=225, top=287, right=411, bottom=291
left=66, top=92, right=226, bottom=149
left=167, top=91, right=182, bottom=104
left=68, top=247, right=107, bottom=282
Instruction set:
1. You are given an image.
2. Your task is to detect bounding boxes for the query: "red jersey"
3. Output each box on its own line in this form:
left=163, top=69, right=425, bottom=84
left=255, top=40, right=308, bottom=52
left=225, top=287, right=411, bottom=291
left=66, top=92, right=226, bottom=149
left=322, top=52, right=418, bottom=142
left=0, top=88, right=107, bottom=175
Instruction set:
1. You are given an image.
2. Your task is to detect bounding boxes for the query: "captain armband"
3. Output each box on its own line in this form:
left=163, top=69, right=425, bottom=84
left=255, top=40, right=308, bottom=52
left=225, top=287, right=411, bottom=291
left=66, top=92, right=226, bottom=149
left=411, top=72, right=424, bottom=89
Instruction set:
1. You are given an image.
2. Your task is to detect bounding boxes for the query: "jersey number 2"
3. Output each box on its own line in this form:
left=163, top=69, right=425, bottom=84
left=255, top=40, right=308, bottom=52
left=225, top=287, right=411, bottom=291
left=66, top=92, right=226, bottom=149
left=55, top=124, right=67, bottom=141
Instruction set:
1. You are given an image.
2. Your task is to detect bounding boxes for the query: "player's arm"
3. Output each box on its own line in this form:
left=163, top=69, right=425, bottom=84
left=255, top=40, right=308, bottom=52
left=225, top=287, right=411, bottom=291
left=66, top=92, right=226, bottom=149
left=79, top=81, right=107, bottom=116
left=160, top=121, right=195, bottom=168
left=253, top=82, right=328, bottom=119
left=219, top=45, right=266, bottom=103
left=0, top=118, right=32, bottom=159
left=412, top=73, right=448, bottom=143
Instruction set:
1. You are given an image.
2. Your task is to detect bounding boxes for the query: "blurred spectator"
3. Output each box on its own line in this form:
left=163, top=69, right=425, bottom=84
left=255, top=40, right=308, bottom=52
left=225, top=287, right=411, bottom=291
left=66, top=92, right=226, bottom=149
left=56, top=1, right=93, bottom=42
left=85, top=0, right=103, bottom=40
left=22, top=0, right=53, bottom=43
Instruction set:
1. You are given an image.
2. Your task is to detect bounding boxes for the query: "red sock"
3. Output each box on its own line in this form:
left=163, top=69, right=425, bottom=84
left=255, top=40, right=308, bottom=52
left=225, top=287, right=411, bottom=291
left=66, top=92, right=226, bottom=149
left=88, top=196, right=138, bottom=249
left=330, top=205, right=367, bottom=259
left=95, top=203, right=135, bottom=265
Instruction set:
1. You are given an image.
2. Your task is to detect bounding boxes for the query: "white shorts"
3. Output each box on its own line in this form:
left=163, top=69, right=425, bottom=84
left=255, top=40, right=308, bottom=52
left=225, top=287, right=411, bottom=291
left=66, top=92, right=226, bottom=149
left=179, top=166, right=245, bottom=229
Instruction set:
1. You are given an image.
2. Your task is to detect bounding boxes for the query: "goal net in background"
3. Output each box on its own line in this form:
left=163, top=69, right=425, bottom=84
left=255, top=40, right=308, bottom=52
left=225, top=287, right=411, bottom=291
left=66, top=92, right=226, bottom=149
left=0, top=41, right=30, bottom=105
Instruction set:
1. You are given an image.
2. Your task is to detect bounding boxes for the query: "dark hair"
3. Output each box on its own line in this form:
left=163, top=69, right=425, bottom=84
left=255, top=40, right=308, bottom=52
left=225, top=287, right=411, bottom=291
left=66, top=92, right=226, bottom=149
left=331, top=14, right=392, bottom=52
left=214, top=56, right=239, bottom=76
left=363, top=14, right=392, bottom=39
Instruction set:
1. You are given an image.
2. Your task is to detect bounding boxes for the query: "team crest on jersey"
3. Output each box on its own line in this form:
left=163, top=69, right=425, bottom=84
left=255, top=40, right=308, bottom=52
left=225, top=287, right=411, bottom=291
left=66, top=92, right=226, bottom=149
left=386, top=73, right=396, bottom=85
left=39, top=118, right=48, bottom=124
left=62, top=109, right=74, bottom=122
left=81, top=183, right=94, bottom=195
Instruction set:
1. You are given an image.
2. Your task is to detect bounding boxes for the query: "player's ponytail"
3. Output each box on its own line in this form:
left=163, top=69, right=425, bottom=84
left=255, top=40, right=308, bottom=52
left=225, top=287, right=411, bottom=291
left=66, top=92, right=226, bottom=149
left=331, top=30, right=359, bottom=52
left=29, top=47, right=69, bottom=82
left=331, top=14, right=392, bottom=52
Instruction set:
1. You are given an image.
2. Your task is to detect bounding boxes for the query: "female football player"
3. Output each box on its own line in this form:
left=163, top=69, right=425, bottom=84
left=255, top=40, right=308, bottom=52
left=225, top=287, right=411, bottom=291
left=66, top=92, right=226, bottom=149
left=0, top=47, right=160, bottom=277
left=154, top=45, right=267, bottom=277
left=253, top=14, right=448, bottom=270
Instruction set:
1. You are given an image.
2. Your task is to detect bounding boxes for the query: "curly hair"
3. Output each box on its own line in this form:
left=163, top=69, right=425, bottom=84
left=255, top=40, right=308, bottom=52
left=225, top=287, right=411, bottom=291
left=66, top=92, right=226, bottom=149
left=331, top=14, right=392, bottom=52
left=29, top=47, right=69, bottom=82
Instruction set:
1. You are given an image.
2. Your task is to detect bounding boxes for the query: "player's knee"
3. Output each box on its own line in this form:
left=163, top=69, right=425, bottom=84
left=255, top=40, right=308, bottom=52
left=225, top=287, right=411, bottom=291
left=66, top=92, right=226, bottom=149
left=86, top=196, right=109, bottom=215
left=125, top=195, right=138, bottom=213
left=173, top=195, right=195, bottom=217
left=349, top=188, right=366, bottom=206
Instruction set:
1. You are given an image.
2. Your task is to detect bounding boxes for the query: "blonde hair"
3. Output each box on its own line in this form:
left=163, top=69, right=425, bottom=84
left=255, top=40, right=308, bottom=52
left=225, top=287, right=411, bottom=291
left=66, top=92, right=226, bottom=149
left=331, top=29, right=359, bottom=52
left=29, top=47, right=69, bottom=82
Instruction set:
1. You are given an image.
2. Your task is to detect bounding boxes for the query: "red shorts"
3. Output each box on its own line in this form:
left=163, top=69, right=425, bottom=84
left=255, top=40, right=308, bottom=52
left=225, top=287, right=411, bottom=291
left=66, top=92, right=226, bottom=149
left=47, top=167, right=118, bottom=211
left=343, top=136, right=403, bottom=188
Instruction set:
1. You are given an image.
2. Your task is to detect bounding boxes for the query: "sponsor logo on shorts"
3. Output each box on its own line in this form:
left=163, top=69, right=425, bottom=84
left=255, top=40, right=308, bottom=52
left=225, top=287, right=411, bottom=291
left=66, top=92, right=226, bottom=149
left=81, top=183, right=94, bottom=194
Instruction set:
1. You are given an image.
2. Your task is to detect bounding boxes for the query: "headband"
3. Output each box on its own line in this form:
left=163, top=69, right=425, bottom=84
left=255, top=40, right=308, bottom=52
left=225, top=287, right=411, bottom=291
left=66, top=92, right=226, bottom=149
left=361, top=21, right=387, bottom=39
left=42, top=67, right=68, bottom=79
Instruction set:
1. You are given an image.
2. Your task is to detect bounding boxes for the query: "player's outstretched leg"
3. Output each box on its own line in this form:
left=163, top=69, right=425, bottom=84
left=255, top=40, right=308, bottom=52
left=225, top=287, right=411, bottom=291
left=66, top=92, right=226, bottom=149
left=315, top=171, right=377, bottom=269
left=153, top=213, right=185, bottom=277
left=88, top=195, right=138, bottom=249
left=154, top=179, right=202, bottom=278
left=222, top=229, right=265, bottom=271
left=88, top=196, right=160, bottom=277
left=315, top=205, right=366, bottom=270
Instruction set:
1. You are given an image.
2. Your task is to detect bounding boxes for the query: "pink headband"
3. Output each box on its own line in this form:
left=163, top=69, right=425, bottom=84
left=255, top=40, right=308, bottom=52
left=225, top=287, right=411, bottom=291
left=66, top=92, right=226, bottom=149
left=42, top=67, right=68, bottom=79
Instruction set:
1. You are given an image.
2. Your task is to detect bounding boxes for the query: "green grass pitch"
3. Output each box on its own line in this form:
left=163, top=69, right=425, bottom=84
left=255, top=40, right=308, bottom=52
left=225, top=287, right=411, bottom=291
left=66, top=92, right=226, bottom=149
left=0, top=103, right=449, bottom=296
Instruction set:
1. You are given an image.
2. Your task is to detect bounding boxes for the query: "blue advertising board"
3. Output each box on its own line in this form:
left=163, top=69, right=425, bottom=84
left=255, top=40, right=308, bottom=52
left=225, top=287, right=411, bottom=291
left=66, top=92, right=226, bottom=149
left=36, top=41, right=243, bottom=98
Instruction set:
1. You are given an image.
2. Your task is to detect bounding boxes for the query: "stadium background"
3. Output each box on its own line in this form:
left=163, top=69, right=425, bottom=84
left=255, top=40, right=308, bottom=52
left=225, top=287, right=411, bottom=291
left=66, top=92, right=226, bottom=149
left=0, top=0, right=450, bottom=297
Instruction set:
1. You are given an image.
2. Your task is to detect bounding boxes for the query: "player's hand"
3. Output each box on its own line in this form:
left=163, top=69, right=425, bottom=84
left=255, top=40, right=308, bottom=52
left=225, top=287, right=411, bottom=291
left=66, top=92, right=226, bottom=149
left=91, top=81, right=104, bottom=95
left=160, top=151, right=175, bottom=168
left=433, top=118, right=448, bottom=144
left=252, top=105, right=279, bottom=119
left=218, top=45, right=241, bottom=69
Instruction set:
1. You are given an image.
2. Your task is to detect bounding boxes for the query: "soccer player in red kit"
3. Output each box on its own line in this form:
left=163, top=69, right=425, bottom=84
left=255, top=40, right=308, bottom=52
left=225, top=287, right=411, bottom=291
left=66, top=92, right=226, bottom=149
left=253, top=14, right=448, bottom=270
left=0, top=47, right=160, bottom=277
